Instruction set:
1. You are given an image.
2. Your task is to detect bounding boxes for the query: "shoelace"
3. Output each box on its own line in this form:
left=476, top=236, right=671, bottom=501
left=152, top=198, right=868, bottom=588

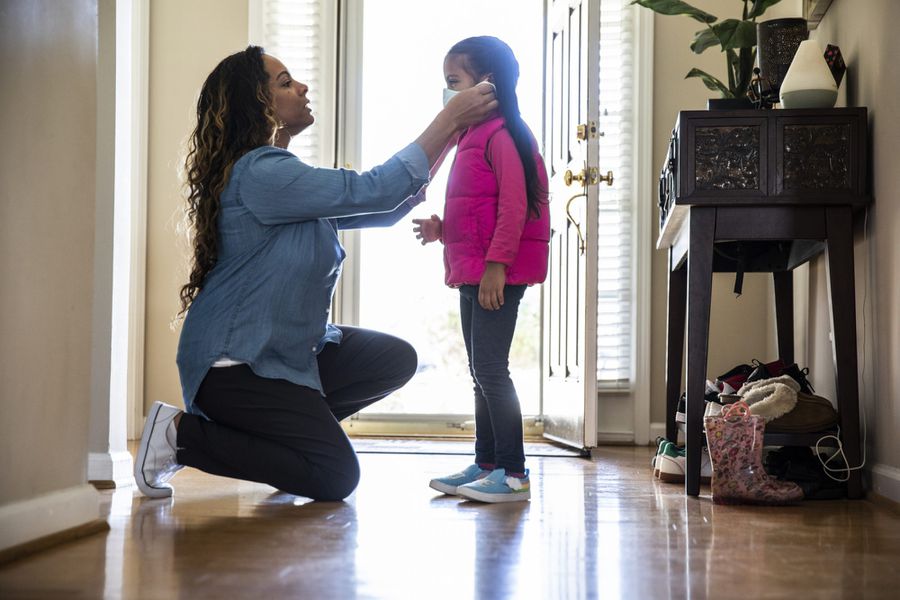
left=797, top=367, right=816, bottom=393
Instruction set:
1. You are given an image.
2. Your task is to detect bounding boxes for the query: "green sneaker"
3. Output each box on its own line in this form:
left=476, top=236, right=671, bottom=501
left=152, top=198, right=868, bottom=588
left=652, top=439, right=682, bottom=478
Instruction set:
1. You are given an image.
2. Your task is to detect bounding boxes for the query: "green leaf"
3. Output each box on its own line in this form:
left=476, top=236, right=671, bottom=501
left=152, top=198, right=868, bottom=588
left=690, top=28, right=720, bottom=54
left=630, top=0, right=717, bottom=24
left=711, top=19, right=757, bottom=50
left=747, top=0, right=783, bottom=19
left=686, top=68, right=733, bottom=97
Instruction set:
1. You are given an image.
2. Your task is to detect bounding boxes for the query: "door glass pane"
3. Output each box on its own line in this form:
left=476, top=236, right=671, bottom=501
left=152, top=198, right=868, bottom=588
left=357, top=0, right=544, bottom=416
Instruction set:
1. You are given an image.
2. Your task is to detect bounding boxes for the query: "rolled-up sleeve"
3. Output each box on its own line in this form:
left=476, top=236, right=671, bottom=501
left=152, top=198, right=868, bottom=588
left=239, top=143, right=430, bottom=225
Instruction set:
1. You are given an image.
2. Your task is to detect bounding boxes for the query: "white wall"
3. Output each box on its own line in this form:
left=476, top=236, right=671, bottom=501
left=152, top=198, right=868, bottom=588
left=144, top=0, right=249, bottom=415
left=0, top=0, right=102, bottom=553
left=809, top=0, right=900, bottom=501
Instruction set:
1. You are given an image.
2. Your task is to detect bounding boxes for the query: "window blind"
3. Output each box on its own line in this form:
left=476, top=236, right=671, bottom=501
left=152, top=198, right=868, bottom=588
left=596, top=0, right=634, bottom=385
left=257, top=0, right=332, bottom=165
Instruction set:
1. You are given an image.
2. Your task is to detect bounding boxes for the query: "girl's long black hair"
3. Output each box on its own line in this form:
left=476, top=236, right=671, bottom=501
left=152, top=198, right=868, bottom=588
left=447, top=36, right=546, bottom=219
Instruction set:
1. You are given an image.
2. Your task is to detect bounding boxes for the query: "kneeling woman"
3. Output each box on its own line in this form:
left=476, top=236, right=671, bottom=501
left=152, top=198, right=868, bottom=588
left=134, top=46, right=497, bottom=500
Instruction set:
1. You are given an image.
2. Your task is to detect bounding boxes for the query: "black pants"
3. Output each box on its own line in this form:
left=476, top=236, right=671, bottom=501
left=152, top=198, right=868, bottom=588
left=176, top=326, right=417, bottom=501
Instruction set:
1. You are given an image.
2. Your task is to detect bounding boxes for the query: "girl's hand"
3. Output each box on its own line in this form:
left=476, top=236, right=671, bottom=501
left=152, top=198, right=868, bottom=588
left=412, top=215, right=442, bottom=245
left=478, top=262, right=507, bottom=310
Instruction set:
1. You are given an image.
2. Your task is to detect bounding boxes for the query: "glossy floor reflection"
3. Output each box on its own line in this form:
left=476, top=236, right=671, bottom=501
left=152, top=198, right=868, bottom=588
left=1, top=446, right=899, bottom=599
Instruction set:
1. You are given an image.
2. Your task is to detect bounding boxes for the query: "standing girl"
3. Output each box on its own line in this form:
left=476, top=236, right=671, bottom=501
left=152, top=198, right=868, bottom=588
left=414, top=36, right=550, bottom=503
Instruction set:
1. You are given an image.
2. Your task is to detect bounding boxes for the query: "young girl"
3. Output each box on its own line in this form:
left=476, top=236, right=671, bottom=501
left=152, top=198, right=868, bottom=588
left=413, top=36, right=550, bottom=503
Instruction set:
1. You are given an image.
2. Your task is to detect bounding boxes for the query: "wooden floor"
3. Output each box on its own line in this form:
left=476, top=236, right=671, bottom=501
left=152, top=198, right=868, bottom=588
left=1, top=444, right=899, bottom=599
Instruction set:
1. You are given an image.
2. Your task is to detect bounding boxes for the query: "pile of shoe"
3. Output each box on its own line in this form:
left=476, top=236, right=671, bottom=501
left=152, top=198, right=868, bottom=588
left=650, top=436, right=711, bottom=484
left=764, top=446, right=848, bottom=500
left=676, top=358, right=839, bottom=434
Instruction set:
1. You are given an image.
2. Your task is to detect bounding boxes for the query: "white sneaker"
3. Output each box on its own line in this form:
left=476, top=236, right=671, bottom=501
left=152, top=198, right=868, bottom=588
left=135, top=401, right=184, bottom=498
left=658, top=447, right=712, bottom=484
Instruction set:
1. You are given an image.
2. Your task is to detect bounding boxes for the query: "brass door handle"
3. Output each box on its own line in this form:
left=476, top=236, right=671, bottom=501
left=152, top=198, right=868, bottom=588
left=564, top=169, right=588, bottom=187
left=564, top=168, right=615, bottom=187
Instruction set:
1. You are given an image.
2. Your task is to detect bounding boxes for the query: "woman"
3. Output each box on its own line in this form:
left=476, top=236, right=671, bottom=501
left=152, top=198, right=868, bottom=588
left=134, top=46, right=497, bottom=500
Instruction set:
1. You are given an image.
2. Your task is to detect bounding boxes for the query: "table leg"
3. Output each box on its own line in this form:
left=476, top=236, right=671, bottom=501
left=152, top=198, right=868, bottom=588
left=773, top=271, right=794, bottom=365
left=686, top=208, right=715, bottom=496
left=825, top=206, right=863, bottom=499
left=665, top=254, right=687, bottom=443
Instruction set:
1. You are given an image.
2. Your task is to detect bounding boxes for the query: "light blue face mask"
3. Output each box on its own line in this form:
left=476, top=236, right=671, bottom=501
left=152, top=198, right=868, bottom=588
left=443, top=81, right=495, bottom=107
left=442, top=88, right=459, bottom=107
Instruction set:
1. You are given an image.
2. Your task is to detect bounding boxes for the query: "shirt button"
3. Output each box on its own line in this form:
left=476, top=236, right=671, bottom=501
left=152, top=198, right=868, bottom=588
left=311, top=346, right=317, bottom=352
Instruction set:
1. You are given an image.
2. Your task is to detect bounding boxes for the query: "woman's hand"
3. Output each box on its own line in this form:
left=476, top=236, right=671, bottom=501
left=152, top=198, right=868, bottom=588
left=478, top=262, right=507, bottom=310
left=412, top=215, right=442, bottom=245
left=415, top=82, right=497, bottom=166
left=443, top=81, right=498, bottom=131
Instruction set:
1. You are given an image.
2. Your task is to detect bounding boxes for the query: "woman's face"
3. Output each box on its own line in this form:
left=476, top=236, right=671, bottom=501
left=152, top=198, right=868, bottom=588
left=443, top=54, right=481, bottom=91
left=263, top=54, right=314, bottom=135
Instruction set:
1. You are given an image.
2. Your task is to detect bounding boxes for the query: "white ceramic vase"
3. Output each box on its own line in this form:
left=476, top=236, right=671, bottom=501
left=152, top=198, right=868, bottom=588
left=779, top=40, right=838, bottom=109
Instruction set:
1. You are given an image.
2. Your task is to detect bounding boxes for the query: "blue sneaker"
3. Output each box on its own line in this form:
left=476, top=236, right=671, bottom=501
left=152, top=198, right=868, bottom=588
left=456, top=468, right=531, bottom=503
left=429, top=464, right=490, bottom=495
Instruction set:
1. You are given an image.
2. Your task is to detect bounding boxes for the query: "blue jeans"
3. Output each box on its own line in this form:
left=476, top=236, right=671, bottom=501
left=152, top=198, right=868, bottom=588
left=459, top=284, right=527, bottom=474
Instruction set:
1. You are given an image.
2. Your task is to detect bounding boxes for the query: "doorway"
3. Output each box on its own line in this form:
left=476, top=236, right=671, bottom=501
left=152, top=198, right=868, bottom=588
left=347, top=0, right=546, bottom=430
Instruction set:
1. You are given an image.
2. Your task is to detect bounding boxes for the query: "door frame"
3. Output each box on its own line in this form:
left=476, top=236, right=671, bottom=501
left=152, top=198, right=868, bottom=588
left=239, top=0, right=655, bottom=443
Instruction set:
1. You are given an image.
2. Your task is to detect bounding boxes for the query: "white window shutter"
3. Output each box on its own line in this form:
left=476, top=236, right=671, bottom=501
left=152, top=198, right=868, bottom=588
left=255, top=0, right=336, bottom=166
left=597, top=0, right=634, bottom=385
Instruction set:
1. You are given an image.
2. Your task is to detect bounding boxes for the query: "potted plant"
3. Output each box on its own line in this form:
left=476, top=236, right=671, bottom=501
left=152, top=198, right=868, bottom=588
left=632, top=0, right=784, bottom=108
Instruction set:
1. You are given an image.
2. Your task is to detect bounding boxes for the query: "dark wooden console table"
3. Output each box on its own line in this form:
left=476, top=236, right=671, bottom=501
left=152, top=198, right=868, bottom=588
left=657, top=107, right=868, bottom=498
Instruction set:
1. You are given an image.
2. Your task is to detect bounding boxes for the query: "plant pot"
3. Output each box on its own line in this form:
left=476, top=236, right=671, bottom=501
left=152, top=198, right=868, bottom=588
left=707, top=97, right=754, bottom=110
left=780, top=40, right=838, bottom=109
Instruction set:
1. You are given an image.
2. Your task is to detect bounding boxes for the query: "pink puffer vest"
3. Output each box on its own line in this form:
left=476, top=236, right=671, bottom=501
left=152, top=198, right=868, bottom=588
left=443, top=116, right=550, bottom=287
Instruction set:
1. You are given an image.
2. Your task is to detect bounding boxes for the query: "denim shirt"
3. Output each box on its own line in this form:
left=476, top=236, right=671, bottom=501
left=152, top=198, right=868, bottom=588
left=176, top=143, right=429, bottom=415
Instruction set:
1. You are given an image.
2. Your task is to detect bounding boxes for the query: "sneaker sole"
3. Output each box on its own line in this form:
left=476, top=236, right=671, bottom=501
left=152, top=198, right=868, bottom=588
left=457, top=487, right=531, bottom=503
left=657, top=455, right=711, bottom=485
left=134, top=401, right=174, bottom=499
left=429, top=480, right=459, bottom=495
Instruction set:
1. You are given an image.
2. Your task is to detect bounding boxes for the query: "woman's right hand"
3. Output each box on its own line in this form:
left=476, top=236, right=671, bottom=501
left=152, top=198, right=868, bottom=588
left=415, top=81, right=496, bottom=167
left=412, top=215, right=442, bottom=245
left=442, top=81, right=498, bottom=131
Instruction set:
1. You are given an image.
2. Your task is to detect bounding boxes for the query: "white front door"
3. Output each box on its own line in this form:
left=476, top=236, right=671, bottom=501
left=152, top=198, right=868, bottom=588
left=541, top=0, right=606, bottom=449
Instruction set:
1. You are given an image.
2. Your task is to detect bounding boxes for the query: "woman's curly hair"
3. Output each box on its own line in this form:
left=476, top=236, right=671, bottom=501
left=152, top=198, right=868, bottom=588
left=179, top=45, right=279, bottom=315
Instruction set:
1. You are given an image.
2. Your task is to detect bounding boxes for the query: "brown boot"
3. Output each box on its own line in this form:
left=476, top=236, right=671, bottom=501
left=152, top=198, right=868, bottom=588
left=704, top=402, right=803, bottom=505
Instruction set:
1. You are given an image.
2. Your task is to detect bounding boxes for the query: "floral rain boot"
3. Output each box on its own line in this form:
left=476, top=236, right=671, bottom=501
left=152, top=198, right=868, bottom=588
left=704, top=401, right=804, bottom=505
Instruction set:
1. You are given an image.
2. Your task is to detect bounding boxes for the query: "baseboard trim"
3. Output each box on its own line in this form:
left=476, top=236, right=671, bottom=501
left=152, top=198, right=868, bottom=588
left=0, top=518, right=109, bottom=565
left=88, top=450, right=135, bottom=489
left=870, top=463, right=900, bottom=505
left=0, top=484, right=104, bottom=558
left=595, top=431, right=635, bottom=445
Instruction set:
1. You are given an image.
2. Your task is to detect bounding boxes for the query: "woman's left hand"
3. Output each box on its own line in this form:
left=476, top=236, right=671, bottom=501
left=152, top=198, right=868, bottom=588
left=478, top=262, right=507, bottom=310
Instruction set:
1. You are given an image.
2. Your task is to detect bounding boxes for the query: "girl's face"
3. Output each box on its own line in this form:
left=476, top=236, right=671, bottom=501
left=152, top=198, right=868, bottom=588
left=443, top=54, right=486, bottom=91
left=263, top=54, right=314, bottom=135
